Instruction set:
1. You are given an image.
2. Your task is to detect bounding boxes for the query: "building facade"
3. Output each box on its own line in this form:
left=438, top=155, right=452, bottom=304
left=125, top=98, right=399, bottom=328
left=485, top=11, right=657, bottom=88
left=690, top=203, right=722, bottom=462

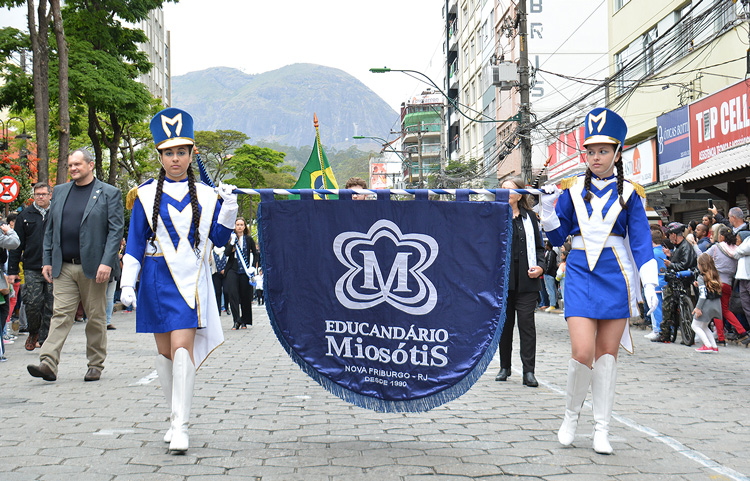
left=401, top=91, right=444, bottom=187
left=608, top=0, right=747, bottom=221
left=136, top=8, right=171, bottom=107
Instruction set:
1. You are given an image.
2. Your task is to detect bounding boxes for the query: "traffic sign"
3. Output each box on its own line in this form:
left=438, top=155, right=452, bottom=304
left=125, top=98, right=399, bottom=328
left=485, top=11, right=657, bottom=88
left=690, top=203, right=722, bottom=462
left=0, top=176, right=20, bottom=204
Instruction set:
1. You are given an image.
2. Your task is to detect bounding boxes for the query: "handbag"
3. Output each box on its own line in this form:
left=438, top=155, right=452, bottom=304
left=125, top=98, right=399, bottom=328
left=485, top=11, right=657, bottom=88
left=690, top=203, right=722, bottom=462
left=729, top=279, right=744, bottom=317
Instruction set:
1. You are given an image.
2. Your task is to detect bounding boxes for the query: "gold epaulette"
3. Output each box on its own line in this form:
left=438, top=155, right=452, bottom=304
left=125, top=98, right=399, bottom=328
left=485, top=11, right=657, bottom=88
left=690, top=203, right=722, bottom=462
left=630, top=180, right=645, bottom=198
left=126, top=186, right=138, bottom=210
left=560, top=176, right=578, bottom=191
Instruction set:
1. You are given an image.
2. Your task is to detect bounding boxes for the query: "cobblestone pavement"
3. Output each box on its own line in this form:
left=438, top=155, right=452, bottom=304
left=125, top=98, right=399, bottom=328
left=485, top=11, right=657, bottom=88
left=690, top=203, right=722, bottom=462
left=0, top=306, right=748, bottom=480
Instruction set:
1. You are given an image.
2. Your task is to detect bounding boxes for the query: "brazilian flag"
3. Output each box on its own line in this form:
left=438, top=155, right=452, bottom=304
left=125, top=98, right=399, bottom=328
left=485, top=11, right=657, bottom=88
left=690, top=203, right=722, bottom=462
left=291, top=136, right=338, bottom=199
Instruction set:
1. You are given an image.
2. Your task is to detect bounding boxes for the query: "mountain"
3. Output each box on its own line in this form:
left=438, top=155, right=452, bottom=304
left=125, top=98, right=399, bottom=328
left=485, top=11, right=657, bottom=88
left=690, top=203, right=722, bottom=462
left=172, top=64, right=398, bottom=150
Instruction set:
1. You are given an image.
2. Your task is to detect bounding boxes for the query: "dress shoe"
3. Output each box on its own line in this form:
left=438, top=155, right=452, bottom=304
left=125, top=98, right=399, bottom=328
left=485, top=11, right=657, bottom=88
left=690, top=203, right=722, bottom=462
left=25, top=333, right=38, bottom=351
left=28, top=363, right=56, bottom=381
left=495, top=367, right=511, bottom=381
left=523, top=372, right=539, bottom=387
left=84, top=368, right=101, bottom=382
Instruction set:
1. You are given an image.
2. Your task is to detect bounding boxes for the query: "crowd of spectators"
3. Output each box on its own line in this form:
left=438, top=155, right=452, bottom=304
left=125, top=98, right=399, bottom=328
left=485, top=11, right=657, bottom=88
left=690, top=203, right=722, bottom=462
left=536, top=204, right=750, bottom=349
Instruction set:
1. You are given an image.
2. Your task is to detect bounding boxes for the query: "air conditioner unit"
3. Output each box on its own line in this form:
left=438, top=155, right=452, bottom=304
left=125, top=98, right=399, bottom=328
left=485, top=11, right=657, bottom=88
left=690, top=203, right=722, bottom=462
left=486, top=62, right=518, bottom=90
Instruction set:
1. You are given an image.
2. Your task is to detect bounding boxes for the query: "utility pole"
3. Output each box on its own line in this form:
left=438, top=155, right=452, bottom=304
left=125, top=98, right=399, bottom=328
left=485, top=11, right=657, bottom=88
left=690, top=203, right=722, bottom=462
left=518, top=0, right=532, bottom=184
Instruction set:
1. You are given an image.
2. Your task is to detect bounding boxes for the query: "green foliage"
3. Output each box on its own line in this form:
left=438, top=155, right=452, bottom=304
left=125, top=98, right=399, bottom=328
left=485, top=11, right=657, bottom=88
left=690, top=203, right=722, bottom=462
left=0, top=142, right=38, bottom=213
left=0, top=27, right=32, bottom=113
left=194, top=130, right=249, bottom=183
left=256, top=140, right=370, bottom=186
left=226, top=145, right=285, bottom=188
left=118, top=98, right=164, bottom=187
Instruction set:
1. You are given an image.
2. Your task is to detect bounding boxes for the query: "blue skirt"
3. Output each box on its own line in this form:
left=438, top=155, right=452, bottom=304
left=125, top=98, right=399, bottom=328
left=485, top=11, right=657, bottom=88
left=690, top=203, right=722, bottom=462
left=564, top=248, right=635, bottom=320
left=136, top=256, right=200, bottom=333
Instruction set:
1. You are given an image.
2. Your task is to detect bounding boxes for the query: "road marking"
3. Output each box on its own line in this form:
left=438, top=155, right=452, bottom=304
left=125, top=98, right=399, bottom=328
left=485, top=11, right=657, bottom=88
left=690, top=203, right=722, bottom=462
left=133, top=370, right=158, bottom=386
left=530, top=368, right=750, bottom=481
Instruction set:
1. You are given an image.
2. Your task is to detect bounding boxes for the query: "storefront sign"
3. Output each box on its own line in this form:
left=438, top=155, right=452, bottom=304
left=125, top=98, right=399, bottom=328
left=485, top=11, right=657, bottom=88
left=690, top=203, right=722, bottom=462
left=547, top=126, right=586, bottom=181
left=656, top=106, right=690, bottom=181
left=622, top=138, right=657, bottom=186
left=689, top=79, right=750, bottom=167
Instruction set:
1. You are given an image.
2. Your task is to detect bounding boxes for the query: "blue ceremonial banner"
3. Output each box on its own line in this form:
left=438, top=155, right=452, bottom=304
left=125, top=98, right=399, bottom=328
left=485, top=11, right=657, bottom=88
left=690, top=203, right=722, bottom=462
left=258, top=192, right=512, bottom=412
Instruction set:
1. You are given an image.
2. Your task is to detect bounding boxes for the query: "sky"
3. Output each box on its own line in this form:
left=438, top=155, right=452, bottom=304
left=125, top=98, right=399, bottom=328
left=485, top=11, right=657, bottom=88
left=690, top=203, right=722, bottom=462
left=2, top=1, right=446, bottom=112
left=162, top=0, right=445, bottom=112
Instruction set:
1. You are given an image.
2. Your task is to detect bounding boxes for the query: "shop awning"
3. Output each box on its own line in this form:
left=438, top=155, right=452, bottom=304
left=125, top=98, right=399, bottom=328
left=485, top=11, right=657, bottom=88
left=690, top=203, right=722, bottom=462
left=669, top=143, right=750, bottom=188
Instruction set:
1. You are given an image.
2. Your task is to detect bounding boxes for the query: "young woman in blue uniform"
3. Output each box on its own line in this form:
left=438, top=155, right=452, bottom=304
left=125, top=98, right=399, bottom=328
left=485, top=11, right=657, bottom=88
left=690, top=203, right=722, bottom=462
left=120, top=108, right=238, bottom=453
left=539, top=108, right=659, bottom=454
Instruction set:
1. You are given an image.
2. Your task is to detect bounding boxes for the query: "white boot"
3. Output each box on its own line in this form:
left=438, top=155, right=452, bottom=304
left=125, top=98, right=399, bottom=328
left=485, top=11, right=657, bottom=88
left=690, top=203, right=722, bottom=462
left=155, top=354, right=173, bottom=443
left=591, top=354, right=617, bottom=454
left=169, top=348, right=195, bottom=453
left=558, top=358, right=593, bottom=446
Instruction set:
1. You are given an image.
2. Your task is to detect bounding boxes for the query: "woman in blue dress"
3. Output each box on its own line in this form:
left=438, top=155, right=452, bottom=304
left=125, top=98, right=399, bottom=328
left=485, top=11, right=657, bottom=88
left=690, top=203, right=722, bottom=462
left=120, top=107, right=238, bottom=453
left=539, top=107, right=659, bottom=454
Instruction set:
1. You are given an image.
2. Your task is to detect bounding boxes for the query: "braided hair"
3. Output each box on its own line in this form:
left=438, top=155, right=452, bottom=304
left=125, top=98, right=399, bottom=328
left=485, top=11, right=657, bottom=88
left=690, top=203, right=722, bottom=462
left=149, top=167, right=166, bottom=249
left=186, top=165, right=201, bottom=252
left=149, top=149, right=201, bottom=253
left=582, top=148, right=627, bottom=208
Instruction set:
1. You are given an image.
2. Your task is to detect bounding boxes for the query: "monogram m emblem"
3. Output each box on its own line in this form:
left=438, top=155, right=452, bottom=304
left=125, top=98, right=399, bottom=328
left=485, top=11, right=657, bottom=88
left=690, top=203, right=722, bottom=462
left=333, top=220, right=438, bottom=315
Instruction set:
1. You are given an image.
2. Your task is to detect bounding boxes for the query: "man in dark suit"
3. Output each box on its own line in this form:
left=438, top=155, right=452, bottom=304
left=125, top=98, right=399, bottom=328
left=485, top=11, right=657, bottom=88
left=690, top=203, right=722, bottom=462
left=27, top=148, right=124, bottom=382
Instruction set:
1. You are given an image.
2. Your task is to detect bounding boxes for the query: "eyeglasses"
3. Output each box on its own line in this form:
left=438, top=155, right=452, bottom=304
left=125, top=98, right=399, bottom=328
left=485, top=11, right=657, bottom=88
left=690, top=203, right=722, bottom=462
left=34, top=192, right=50, bottom=197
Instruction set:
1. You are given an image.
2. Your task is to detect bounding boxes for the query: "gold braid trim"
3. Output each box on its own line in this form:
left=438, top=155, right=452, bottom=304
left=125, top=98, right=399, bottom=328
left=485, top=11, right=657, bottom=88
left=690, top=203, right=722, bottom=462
left=126, top=187, right=138, bottom=210
left=560, top=176, right=578, bottom=191
left=629, top=180, right=645, bottom=198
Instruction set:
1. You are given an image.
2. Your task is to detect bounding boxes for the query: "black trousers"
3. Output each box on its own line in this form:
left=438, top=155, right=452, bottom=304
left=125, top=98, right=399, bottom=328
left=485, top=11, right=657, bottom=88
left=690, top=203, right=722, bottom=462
left=212, top=272, right=225, bottom=314
left=498, top=290, right=538, bottom=374
left=225, top=269, right=254, bottom=326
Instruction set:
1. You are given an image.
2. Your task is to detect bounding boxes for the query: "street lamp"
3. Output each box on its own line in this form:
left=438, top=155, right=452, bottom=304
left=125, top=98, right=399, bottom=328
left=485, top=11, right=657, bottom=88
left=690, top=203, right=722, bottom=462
left=7, top=117, right=32, bottom=141
left=0, top=117, right=32, bottom=151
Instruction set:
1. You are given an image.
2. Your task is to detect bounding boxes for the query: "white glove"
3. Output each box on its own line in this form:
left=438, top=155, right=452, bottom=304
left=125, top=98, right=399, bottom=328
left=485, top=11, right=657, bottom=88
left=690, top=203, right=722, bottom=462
left=216, top=182, right=238, bottom=208
left=644, top=284, right=659, bottom=317
left=230, top=232, right=237, bottom=246
left=540, top=184, right=561, bottom=231
left=217, top=182, right=239, bottom=229
left=121, top=286, right=137, bottom=309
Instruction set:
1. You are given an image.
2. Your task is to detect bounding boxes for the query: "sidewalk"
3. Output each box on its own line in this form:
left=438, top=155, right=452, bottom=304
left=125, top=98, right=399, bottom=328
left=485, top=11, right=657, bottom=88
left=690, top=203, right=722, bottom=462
left=0, top=306, right=748, bottom=480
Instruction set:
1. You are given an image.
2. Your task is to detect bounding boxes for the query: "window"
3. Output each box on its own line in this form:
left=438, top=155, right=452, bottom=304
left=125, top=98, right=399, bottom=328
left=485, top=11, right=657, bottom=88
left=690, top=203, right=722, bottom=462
left=643, top=27, right=656, bottom=76
left=470, top=36, right=475, bottom=59
left=614, top=0, right=630, bottom=11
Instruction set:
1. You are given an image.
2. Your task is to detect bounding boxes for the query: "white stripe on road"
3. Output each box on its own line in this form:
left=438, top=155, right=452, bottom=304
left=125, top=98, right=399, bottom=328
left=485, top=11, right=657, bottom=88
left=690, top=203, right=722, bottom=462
left=133, top=370, right=158, bottom=386
left=532, top=369, right=750, bottom=481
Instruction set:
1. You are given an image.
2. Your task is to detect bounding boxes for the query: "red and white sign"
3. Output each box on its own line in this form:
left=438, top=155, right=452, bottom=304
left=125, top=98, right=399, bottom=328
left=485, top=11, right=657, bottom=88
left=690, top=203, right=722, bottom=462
left=370, top=163, right=387, bottom=189
left=0, top=176, right=19, bottom=204
left=689, top=79, right=750, bottom=167
left=622, top=138, right=657, bottom=186
left=547, top=126, right=586, bottom=180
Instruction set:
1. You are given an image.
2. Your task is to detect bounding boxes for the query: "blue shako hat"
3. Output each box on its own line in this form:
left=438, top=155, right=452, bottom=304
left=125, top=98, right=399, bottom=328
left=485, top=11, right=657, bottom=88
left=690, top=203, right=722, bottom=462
left=150, top=107, right=195, bottom=150
left=583, top=107, right=627, bottom=148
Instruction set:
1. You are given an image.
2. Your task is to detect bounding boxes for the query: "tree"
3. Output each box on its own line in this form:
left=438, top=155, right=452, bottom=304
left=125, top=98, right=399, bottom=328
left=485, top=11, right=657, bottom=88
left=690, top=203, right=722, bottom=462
left=194, top=130, right=249, bottom=184
left=63, top=0, right=173, bottom=185
left=226, top=145, right=285, bottom=188
left=50, top=0, right=69, bottom=185
left=118, top=98, right=163, bottom=186
left=0, top=0, right=51, bottom=183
